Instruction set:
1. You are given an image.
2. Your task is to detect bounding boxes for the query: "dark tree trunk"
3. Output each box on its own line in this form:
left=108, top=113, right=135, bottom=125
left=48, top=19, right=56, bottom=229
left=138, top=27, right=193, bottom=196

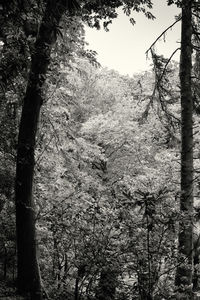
left=96, top=268, right=117, bottom=300
left=15, top=0, right=68, bottom=298
left=75, top=277, right=79, bottom=300
left=193, top=249, right=199, bottom=292
left=175, top=0, right=193, bottom=298
left=138, top=272, right=153, bottom=300
left=74, top=265, right=86, bottom=300
left=193, top=234, right=200, bottom=292
left=3, top=243, right=7, bottom=279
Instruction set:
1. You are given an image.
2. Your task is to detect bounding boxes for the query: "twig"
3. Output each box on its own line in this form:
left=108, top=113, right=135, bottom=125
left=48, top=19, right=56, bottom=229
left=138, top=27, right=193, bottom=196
left=156, top=47, right=181, bottom=84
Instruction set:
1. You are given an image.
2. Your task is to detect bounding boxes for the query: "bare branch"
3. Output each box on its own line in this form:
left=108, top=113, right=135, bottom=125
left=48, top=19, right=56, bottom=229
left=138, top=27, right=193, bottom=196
left=145, top=17, right=181, bottom=55
left=156, top=47, right=181, bottom=84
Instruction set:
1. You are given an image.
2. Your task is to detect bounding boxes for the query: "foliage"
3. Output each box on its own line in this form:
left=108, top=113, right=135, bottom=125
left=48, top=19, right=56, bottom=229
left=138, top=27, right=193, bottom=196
left=30, top=55, right=182, bottom=299
left=1, top=0, right=200, bottom=299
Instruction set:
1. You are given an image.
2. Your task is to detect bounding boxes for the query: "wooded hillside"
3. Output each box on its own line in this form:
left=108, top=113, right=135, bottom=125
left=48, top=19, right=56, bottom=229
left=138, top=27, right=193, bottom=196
left=0, top=0, right=200, bottom=299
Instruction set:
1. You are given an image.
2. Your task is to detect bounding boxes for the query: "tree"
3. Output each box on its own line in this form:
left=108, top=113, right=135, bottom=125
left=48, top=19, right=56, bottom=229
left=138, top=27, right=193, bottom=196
left=14, top=1, right=155, bottom=297
left=15, top=0, right=71, bottom=298
left=174, top=1, right=193, bottom=298
left=145, top=1, right=194, bottom=297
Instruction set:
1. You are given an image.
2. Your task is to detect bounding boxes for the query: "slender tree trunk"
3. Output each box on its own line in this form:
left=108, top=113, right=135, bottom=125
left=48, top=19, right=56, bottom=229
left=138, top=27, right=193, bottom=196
left=193, top=233, right=200, bottom=292
left=75, top=276, right=79, bottom=300
left=175, top=0, right=193, bottom=298
left=4, top=243, right=7, bottom=279
left=15, top=0, right=68, bottom=298
left=193, top=248, right=199, bottom=291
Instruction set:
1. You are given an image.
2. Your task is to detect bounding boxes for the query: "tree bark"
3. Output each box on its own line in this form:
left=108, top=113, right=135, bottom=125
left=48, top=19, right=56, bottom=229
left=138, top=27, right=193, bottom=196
left=15, top=0, right=68, bottom=298
left=175, top=0, right=193, bottom=298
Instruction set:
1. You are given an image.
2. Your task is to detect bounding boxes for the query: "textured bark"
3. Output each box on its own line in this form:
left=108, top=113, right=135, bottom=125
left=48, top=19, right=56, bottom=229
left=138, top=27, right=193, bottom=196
left=175, top=0, right=193, bottom=298
left=15, top=0, right=68, bottom=298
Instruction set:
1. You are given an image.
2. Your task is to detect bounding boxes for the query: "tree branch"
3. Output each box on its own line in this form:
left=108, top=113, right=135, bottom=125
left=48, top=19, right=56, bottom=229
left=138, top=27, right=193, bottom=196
left=145, top=17, right=181, bottom=55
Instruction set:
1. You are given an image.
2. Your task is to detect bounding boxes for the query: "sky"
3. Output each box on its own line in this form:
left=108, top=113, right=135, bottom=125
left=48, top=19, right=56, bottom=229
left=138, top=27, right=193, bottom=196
left=85, top=0, right=181, bottom=75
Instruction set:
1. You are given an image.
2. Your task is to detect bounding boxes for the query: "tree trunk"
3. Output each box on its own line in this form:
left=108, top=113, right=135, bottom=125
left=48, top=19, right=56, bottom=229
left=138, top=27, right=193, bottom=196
left=175, top=0, right=193, bottom=298
left=138, top=272, right=153, bottom=300
left=96, top=268, right=117, bottom=300
left=15, top=0, right=67, bottom=298
left=75, top=276, right=79, bottom=300
left=193, top=234, right=200, bottom=293
left=193, top=246, right=200, bottom=292
left=74, top=265, right=86, bottom=300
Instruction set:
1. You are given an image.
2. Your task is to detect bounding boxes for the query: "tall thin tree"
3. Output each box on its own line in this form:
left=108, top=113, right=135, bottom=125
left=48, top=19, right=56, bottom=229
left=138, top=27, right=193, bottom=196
left=175, top=0, right=193, bottom=298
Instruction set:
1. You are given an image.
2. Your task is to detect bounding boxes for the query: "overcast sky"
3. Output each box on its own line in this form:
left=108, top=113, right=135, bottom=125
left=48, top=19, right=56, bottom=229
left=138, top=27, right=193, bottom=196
left=85, top=0, right=181, bottom=75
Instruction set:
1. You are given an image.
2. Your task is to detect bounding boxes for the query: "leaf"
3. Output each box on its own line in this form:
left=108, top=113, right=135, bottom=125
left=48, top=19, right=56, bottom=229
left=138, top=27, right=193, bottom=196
left=130, top=18, right=136, bottom=26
